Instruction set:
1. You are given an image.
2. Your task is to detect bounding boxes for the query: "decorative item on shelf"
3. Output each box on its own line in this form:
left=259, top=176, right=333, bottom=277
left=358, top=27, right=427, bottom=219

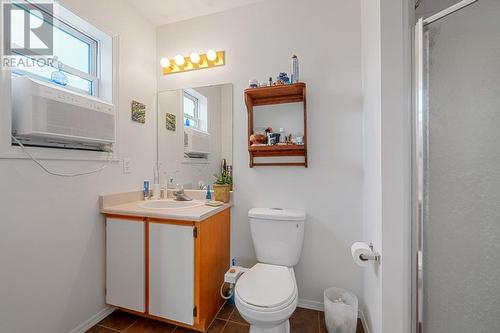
left=291, top=55, right=299, bottom=83
left=276, top=72, right=290, bottom=84
left=131, top=100, right=146, bottom=124
left=213, top=171, right=232, bottom=203
left=259, top=82, right=267, bottom=87
left=250, top=133, right=266, bottom=145
left=265, top=127, right=273, bottom=145
left=268, top=77, right=273, bottom=86
left=165, top=113, right=176, bottom=131
left=269, top=133, right=280, bottom=145
left=185, top=117, right=191, bottom=127
left=160, top=49, right=225, bottom=75
left=249, top=79, right=258, bottom=88
left=279, top=128, right=286, bottom=144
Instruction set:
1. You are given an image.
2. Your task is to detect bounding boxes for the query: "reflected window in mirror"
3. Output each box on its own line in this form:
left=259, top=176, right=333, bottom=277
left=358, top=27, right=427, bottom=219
left=183, top=90, right=207, bottom=132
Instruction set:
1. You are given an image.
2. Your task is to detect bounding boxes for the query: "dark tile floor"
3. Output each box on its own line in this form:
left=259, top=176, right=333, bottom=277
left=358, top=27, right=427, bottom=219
left=87, top=304, right=364, bottom=333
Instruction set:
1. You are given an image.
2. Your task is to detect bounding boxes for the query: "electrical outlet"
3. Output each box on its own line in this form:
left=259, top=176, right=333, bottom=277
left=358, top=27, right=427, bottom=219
left=123, top=158, right=132, bottom=174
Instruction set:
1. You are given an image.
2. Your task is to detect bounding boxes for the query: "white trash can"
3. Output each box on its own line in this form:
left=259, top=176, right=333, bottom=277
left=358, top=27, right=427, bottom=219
left=324, top=287, right=358, bottom=333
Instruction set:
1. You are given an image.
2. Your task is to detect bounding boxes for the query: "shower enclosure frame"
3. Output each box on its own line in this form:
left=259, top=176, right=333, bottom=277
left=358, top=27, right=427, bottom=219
left=411, top=1, right=479, bottom=332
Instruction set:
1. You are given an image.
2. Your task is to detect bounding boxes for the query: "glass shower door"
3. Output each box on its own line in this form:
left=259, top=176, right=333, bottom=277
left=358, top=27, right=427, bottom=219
left=414, top=0, right=500, bottom=332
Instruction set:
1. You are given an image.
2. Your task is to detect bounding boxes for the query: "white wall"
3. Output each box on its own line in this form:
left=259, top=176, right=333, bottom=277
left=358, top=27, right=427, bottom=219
left=0, top=1, right=157, bottom=332
left=157, top=0, right=364, bottom=308
left=361, top=0, right=412, bottom=332
left=361, top=0, right=382, bottom=331
left=380, top=0, right=411, bottom=332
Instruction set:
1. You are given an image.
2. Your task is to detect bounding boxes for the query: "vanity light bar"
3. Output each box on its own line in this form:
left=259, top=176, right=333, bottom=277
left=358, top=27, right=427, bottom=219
left=160, top=50, right=225, bottom=75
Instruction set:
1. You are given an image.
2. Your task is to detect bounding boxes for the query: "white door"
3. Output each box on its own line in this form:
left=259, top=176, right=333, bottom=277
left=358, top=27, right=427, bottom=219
left=149, top=223, right=195, bottom=325
left=106, top=218, right=145, bottom=312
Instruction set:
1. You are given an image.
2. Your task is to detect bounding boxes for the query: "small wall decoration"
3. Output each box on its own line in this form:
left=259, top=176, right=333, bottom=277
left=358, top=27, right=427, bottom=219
left=131, top=100, right=146, bottom=124
left=165, top=113, right=176, bottom=131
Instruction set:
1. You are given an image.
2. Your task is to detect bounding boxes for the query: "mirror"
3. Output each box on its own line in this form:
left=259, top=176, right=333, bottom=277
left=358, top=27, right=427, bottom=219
left=157, top=84, right=233, bottom=190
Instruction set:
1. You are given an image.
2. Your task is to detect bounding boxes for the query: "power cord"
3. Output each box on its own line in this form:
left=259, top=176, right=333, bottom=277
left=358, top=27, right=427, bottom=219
left=12, top=135, right=111, bottom=177
left=220, top=282, right=234, bottom=300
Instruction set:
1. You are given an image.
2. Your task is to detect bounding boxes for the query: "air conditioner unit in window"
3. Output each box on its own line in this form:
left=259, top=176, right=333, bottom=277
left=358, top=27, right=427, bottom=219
left=184, top=127, right=210, bottom=158
left=11, top=76, right=115, bottom=151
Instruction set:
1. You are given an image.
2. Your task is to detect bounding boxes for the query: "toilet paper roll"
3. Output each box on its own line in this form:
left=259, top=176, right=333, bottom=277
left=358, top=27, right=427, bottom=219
left=351, top=242, right=373, bottom=267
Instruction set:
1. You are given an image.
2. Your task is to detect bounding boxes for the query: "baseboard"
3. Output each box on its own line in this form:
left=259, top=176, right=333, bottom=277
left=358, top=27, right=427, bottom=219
left=358, top=310, right=370, bottom=333
left=68, top=306, right=116, bottom=333
left=298, top=298, right=324, bottom=311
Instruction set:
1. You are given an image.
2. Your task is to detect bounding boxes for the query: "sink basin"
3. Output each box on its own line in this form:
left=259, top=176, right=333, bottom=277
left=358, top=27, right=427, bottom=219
left=140, top=200, right=204, bottom=210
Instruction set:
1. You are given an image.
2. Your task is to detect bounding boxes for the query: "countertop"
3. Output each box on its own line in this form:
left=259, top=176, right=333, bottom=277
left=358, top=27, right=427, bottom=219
left=100, top=190, right=232, bottom=222
left=101, top=199, right=232, bottom=221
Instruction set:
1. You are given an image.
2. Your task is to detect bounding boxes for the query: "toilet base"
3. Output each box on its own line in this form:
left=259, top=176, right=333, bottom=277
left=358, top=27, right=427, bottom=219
left=249, top=319, right=290, bottom=333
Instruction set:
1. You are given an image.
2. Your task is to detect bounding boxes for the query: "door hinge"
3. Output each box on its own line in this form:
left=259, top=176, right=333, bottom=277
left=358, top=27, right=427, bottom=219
left=193, top=227, right=198, bottom=238
left=193, top=306, right=198, bottom=317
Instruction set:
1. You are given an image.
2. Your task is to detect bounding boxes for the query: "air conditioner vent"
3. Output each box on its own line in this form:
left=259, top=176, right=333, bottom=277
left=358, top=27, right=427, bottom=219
left=12, top=76, right=115, bottom=151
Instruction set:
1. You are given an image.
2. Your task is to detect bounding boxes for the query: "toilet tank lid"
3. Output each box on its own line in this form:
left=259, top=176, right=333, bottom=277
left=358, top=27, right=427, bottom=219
left=248, top=208, right=306, bottom=221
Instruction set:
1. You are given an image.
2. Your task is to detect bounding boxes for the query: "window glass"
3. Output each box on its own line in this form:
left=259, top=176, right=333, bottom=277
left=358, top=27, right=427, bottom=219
left=11, top=54, right=92, bottom=94
left=53, top=25, right=91, bottom=74
left=10, top=3, right=97, bottom=96
left=183, top=96, right=196, bottom=118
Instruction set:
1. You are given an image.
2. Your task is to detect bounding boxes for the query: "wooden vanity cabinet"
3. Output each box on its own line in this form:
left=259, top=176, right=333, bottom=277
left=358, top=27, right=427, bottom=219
left=105, top=208, right=230, bottom=332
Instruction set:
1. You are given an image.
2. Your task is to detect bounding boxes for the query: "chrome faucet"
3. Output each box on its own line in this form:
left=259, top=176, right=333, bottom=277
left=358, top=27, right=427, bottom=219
left=174, top=184, right=192, bottom=201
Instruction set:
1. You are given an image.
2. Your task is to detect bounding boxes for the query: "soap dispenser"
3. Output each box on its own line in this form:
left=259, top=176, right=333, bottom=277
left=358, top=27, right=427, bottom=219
left=206, top=185, right=212, bottom=201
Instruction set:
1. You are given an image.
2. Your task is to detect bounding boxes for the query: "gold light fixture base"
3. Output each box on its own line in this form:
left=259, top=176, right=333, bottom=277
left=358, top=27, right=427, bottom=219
left=162, top=51, right=225, bottom=75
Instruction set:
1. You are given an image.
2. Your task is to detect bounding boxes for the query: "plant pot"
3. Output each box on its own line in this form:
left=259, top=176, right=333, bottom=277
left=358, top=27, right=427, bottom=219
left=213, top=184, right=231, bottom=203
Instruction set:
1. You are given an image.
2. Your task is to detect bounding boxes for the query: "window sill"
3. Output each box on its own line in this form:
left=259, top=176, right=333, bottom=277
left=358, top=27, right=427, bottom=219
left=0, top=146, right=120, bottom=162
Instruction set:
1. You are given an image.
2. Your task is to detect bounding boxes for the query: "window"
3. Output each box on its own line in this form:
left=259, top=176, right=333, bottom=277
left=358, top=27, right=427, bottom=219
left=10, top=2, right=99, bottom=96
left=183, top=92, right=200, bottom=130
left=183, top=89, right=208, bottom=132
left=3, top=1, right=114, bottom=156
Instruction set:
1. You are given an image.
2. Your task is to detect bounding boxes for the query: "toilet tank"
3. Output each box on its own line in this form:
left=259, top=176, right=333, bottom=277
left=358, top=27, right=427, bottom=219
left=248, top=208, right=306, bottom=267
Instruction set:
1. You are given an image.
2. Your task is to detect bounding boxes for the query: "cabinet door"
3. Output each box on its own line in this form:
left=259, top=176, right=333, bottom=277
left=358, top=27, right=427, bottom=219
left=106, top=218, right=145, bottom=312
left=149, top=223, right=194, bottom=325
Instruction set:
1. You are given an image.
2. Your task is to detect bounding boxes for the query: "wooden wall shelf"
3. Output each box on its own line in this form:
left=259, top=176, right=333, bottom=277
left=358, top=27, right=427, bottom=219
left=245, top=83, right=307, bottom=167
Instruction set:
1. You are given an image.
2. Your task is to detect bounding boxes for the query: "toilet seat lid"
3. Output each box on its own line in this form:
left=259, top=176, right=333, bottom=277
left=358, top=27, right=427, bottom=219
left=236, top=263, right=295, bottom=308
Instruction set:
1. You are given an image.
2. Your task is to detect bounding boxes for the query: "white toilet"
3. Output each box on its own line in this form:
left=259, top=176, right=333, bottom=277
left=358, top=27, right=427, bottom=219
left=235, top=208, right=306, bottom=333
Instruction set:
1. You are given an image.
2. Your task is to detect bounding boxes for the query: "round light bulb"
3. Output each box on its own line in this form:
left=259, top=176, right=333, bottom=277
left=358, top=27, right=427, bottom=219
left=160, top=57, right=170, bottom=68
left=174, top=55, right=185, bottom=66
left=190, top=52, right=201, bottom=64
left=206, top=49, right=217, bottom=62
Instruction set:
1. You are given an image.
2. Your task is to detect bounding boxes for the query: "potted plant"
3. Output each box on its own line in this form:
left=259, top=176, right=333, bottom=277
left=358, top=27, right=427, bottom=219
left=213, top=171, right=232, bottom=203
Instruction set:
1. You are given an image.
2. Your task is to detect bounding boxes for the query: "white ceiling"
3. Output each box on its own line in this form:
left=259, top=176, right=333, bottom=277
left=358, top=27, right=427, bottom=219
left=127, top=0, right=267, bottom=26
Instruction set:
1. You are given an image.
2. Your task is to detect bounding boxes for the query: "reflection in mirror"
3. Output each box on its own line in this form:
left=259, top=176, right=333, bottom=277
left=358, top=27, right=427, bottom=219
left=157, top=84, right=233, bottom=190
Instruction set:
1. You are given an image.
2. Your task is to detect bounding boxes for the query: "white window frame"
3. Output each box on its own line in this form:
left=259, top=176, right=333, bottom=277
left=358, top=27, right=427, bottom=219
left=10, top=1, right=100, bottom=97
left=0, top=0, right=118, bottom=161
left=183, top=91, right=200, bottom=130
